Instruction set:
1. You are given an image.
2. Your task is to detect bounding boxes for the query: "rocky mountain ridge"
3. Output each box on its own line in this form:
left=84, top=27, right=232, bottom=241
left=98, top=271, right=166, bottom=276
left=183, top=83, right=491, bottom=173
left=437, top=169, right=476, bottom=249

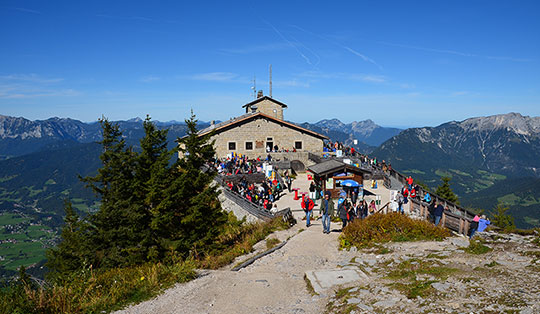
left=374, top=112, right=540, bottom=178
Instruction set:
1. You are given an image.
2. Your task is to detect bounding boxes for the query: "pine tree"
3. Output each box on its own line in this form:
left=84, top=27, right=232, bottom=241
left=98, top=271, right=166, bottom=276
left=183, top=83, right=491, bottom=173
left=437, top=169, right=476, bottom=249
left=46, top=201, right=93, bottom=281
left=491, top=203, right=515, bottom=230
left=81, top=118, right=143, bottom=268
left=151, top=112, right=228, bottom=259
left=135, top=115, right=172, bottom=261
left=435, top=176, right=459, bottom=204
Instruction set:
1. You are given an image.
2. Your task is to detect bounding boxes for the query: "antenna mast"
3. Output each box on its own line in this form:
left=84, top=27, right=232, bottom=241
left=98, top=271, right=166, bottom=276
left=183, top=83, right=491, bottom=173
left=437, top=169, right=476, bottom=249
left=269, top=64, right=272, bottom=98
left=251, top=75, right=256, bottom=99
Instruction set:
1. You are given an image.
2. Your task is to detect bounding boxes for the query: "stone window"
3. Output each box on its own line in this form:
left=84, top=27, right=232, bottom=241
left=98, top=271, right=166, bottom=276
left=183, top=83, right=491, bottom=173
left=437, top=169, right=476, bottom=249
left=295, top=141, right=303, bottom=150
left=228, top=142, right=236, bottom=150
left=245, top=141, right=253, bottom=150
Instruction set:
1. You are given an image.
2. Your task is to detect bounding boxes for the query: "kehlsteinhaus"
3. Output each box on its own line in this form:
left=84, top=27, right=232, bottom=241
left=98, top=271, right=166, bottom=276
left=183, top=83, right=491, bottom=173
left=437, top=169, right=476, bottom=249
left=198, top=95, right=328, bottom=159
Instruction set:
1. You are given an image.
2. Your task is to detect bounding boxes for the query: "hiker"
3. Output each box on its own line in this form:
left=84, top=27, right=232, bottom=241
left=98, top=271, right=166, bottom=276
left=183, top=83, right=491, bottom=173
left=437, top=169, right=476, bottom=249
left=309, top=182, right=316, bottom=201
left=338, top=199, right=349, bottom=230
left=396, top=191, right=405, bottom=214
left=407, top=176, right=413, bottom=190
left=469, top=215, right=480, bottom=239
left=301, top=195, right=315, bottom=227
left=359, top=199, right=368, bottom=218
left=348, top=201, right=358, bottom=222
left=287, top=175, right=292, bottom=192
left=319, top=192, right=334, bottom=234
left=478, top=215, right=491, bottom=232
left=351, top=190, right=358, bottom=204
left=368, top=200, right=377, bottom=215
left=434, top=202, right=445, bottom=226
left=423, top=192, right=432, bottom=204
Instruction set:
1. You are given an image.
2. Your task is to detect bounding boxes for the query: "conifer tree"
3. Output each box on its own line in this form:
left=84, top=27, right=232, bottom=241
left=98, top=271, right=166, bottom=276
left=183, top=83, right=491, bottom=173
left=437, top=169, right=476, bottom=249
left=81, top=118, right=143, bottom=268
left=435, top=176, right=459, bottom=204
left=46, top=201, right=93, bottom=281
left=151, top=112, right=228, bottom=259
left=491, top=203, right=515, bottom=230
left=135, top=115, right=172, bottom=261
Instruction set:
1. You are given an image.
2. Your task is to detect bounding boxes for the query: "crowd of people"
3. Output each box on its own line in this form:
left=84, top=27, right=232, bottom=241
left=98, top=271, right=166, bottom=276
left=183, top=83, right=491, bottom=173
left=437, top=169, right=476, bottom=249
left=213, top=155, right=293, bottom=212
left=301, top=191, right=379, bottom=232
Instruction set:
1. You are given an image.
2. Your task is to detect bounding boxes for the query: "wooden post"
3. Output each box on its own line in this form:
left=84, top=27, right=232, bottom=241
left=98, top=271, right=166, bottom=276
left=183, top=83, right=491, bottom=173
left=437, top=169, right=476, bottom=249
left=459, top=219, right=464, bottom=234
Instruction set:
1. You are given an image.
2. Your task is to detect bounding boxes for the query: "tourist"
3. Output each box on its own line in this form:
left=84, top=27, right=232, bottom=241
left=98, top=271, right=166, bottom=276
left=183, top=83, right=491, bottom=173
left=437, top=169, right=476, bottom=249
left=338, top=199, right=349, bottom=230
left=351, top=190, right=358, bottom=204
left=360, top=199, right=368, bottom=219
left=301, top=195, right=315, bottom=227
left=309, top=182, right=316, bottom=201
left=469, top=215, right=480, bottom=239
left=287, top=175, right=292, bottom=192
left=478, top=215, right=491, bottom=232
left=434, top=202, right=445, bottom=226
left=368, top=200, right=377, bottom=215
left=396, top=191, right=405, bottom=214
left=407, top=176, right=413, bottom=190
left=349, top=201, right=358, bottom=222
left=423, top=192, right=432, bottom=204
left=319, top=192, right=334, bottom=234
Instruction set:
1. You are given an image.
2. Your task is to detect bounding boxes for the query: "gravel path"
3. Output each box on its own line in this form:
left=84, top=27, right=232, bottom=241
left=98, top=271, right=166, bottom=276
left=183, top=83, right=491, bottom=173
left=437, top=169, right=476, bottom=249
left=117, top=174, right=349, bottom=314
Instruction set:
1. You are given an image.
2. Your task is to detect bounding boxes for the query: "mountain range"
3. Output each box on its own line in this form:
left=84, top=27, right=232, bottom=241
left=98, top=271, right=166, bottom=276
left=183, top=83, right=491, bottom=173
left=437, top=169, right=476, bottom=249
left=371, top=112, right=540, bottom=228
left=1, top=112, right=539, bottom=278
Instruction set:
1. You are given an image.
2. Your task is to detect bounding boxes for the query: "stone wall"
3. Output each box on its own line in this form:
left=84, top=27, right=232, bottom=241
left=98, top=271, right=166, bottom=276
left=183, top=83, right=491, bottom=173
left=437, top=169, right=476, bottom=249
left=249, top=98, right=284, bottom=120
left=211, top=116, right=323, bottom=159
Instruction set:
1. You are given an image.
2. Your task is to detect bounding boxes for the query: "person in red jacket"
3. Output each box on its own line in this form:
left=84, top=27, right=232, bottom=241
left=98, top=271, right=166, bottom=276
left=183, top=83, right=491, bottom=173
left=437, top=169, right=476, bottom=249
left=410, top=187, right=417, bottom=199
left=301, top=196, right=315, bottom=227
left=407, top=176, right=413, bottom=190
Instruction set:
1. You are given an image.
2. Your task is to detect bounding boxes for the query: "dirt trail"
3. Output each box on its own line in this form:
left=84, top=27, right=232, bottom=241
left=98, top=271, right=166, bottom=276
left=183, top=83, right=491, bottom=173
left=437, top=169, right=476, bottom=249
left=117, top=174, right=350, bottom=314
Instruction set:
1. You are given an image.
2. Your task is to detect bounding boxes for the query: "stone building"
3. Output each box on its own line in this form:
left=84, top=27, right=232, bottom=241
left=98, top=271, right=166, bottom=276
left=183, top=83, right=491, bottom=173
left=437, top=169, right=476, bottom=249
left=198, top=96, right=327, bottom=159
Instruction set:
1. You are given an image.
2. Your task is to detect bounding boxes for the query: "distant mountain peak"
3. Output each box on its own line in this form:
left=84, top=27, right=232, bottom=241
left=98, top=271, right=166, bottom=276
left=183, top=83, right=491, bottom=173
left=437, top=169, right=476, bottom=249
left=459, top=112, right=540, bottom=136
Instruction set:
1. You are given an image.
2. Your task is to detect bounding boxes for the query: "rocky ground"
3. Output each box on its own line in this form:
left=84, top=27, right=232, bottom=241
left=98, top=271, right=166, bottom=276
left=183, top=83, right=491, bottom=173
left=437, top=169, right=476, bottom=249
left=324, top=231, right=540, bottom=314
left=116, top=174, right=540, bottom=314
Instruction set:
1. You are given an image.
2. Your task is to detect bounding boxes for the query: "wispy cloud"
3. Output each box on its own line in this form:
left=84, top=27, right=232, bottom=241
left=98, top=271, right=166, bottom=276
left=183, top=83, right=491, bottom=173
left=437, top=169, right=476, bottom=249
left=0, top=74, right=78, bottom=99
left=0, top=74, right=63, bottom=84
left=8, top=7, right=41, bottom=14
left=379, top=41, right=532, bottom=62
left=140, top=75, right=160, bottom=83
left=260, top=19, right=319, bottom=67
left=219, top=43, right=291, bottom=54
left=186, top=72, right=240, bottom=82
left=96, top=14, right=155, bottom=23
left=289, top=24, right=382, bottom=70
left=298, top=71, right=386, bottom=83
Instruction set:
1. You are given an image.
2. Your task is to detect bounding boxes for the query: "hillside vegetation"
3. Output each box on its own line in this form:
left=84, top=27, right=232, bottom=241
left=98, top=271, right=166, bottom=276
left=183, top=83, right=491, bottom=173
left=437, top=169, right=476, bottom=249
left=0, top=115, right=290, bottom=313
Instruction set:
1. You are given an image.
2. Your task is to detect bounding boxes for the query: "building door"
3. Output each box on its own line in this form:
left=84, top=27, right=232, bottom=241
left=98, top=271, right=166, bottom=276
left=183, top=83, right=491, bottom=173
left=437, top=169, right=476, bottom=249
left=266, top=137, right=273, bottom=152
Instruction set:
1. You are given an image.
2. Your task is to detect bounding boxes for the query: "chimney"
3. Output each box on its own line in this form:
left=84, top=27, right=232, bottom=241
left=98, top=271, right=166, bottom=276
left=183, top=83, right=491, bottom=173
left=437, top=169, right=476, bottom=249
left=210, top=120, right=215, bottom=126
left=257, top=90, right=263, bottom=98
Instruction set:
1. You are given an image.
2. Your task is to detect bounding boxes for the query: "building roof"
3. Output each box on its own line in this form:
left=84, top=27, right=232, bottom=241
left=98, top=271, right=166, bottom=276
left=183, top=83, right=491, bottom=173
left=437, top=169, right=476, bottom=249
left=242, top=96, right=288, bottom=108
left=198, top=112, right=328, bottom=140
left=307, top=159, right=371, bottom=177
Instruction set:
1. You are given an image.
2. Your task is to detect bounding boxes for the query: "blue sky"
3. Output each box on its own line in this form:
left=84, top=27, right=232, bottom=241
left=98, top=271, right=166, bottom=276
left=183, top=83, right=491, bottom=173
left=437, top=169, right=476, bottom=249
left=0, top=0, right=539, bottom=128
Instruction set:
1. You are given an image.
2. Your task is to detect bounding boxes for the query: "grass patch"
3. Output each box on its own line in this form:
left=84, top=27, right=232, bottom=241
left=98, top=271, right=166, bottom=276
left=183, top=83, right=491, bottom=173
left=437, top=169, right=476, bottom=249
left=198, top=217, right=290, bottom=269
left=391, top=280, right=437, bottom=299
left=1, top=216, right=292, bottom=313
left=340, top=212, right=451, bottom=249
left=304, top=274, right=318, bottom=296
left=385, top=258, right=458, bottom=299
left=485, top=261, right=499, bottom=267
left=266, top=237, right=280, bottom=250
left=373, top=245, right=393, bottom=254
left=0, top=261, right=197, bottom=314
left=464, top=239, right=492, bottom=255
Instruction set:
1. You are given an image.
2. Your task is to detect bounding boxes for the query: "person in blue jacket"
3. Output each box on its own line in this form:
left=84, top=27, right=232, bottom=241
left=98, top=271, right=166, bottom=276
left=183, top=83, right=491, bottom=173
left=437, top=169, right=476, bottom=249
left=478, top=215, right=491, bottom=232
